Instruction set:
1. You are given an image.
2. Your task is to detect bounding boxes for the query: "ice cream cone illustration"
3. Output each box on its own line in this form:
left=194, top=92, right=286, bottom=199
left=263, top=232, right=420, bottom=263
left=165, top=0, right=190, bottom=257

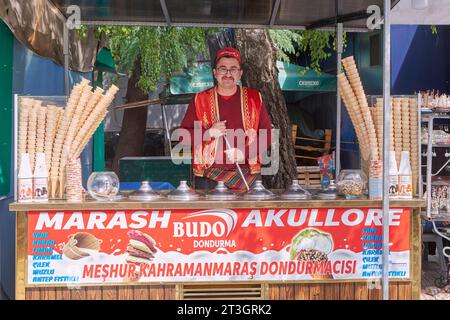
left=290, top=228, right=334, bottom=279
left=63, top=232, right=102, bottom=260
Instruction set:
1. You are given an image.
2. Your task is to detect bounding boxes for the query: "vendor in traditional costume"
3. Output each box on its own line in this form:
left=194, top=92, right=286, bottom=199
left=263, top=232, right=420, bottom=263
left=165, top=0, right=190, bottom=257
left=180, top=47, right=273, bottom=190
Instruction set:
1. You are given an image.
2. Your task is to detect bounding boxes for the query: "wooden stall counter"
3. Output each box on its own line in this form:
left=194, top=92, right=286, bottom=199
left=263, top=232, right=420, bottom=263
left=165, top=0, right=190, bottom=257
left=10, top=198, right=424, bottom=300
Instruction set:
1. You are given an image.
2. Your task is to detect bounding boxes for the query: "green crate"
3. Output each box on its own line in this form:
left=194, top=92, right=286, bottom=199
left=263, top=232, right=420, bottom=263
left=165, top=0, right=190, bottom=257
left=119, top=156, right=192, bottom=187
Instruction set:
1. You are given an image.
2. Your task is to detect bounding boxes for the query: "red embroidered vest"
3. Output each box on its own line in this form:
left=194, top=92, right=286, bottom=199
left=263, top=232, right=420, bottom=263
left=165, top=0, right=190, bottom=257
left=193, top=86, right=263, bottom=176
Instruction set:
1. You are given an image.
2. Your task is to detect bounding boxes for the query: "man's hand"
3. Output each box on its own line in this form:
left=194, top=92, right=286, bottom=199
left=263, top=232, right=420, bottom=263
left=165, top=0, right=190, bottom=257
left=205, top=121, right=227, bottom=140
left=225, top=148, right=244, bottom=163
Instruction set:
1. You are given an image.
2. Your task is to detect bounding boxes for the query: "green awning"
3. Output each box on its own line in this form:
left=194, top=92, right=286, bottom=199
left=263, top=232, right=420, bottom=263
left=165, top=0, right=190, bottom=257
left=170, top=61, right=336, bottom=95
left=277, top=61, right=336, bottom=92
left=170, top=63, right=214, bottom=95
left=95, top=47, right=118, bottom=74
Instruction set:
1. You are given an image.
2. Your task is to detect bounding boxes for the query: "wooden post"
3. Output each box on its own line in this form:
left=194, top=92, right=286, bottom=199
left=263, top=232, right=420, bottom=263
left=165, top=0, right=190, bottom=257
left=15, top=211, right=27, bottom=300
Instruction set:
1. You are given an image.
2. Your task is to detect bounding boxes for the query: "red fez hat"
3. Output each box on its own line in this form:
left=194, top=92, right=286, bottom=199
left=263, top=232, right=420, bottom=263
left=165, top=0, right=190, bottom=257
left=215, top=47, right=241, bottom=63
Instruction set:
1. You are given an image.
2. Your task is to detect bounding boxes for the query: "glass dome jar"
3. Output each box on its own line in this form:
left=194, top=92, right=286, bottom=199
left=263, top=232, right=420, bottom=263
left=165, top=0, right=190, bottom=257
left=431, top=177, right=450, bottom=216
left=336, top=169, right=367, bottom=199
left=87, top=172, right=120, bottom=201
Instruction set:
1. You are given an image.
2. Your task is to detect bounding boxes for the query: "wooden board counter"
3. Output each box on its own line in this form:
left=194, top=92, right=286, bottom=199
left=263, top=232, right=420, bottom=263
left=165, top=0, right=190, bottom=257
left=10, top=198, right=424, bottom=300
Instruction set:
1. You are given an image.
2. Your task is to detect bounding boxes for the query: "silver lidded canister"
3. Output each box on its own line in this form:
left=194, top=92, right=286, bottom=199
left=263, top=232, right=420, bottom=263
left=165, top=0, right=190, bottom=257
left=168, top=180, right=200, bottom=201
left=206, top=181, right=238, bottom=200
left=243, top=180, right=276, bottom=200
left=316, top=180, right=338, bottom=200
left=280, top=179, right=311, bottom=200
left=128, top=181, right=162, bottom=201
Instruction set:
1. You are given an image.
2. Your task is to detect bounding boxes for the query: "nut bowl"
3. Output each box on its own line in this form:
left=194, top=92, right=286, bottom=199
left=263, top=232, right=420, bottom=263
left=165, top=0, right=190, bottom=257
left=336, top=169, right=367, bottom=199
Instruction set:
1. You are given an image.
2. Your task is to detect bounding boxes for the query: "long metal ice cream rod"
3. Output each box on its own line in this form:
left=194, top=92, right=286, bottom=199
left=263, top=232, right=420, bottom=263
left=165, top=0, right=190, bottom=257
left=223, top=135, right=250, bottom=190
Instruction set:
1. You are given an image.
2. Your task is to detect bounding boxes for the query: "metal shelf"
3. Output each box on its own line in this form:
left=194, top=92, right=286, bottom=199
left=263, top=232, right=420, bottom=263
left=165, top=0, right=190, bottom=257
left=421, top=144, right=450, bottom=147
left=421, top=114, right=450, bottom=122
left=421, top=213, right=450, bottom=222
left=422, top=114, right=450, bottom=219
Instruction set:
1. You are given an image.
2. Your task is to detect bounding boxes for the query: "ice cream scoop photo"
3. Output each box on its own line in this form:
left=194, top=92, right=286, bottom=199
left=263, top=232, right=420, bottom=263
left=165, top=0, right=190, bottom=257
left=126, top=230, right=158, bottom=265
left=289, top=228, right=334, bottom=279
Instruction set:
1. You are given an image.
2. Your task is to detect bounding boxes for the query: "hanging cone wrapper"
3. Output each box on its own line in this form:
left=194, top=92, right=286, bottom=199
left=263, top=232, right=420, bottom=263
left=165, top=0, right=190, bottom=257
left=65, top=157, right=83, bottom=203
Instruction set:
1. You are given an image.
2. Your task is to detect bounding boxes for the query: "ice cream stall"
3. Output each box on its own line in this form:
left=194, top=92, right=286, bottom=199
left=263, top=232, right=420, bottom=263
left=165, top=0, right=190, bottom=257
left=7, top=0, right=425, bottom=300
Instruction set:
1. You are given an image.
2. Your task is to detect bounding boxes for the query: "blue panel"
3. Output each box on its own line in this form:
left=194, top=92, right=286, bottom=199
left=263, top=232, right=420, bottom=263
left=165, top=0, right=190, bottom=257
left=13, top=39, right=91, bottom=95
left=391, top=25, right=450, bottom=94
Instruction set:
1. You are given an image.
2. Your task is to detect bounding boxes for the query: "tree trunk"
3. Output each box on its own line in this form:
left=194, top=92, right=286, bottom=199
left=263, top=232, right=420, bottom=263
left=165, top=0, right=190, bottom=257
left=112, top=57, right=148, bottom=174
left=235, top=29, right=297, bottom=188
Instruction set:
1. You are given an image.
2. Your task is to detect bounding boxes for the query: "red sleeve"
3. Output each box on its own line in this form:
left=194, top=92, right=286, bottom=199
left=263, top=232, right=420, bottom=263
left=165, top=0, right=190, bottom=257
left=258, top=100, right=272, bottom=150
left=180, top=97, right=197, bottom=146
left=244, top=100, right=272, bottom=162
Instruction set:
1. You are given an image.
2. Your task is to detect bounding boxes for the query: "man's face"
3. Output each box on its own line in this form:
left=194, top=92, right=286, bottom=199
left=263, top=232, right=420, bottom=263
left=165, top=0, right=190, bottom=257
left=213, top=57, right=243, bottom=91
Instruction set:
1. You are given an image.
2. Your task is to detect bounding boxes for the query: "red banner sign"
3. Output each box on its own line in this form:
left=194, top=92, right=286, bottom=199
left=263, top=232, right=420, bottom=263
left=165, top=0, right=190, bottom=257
left=28, top=207, right=410, bottom=284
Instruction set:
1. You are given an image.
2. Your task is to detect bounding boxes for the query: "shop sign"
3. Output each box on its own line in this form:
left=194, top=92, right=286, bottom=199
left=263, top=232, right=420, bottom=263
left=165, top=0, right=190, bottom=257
left=27, top=207, right=410, bottom=285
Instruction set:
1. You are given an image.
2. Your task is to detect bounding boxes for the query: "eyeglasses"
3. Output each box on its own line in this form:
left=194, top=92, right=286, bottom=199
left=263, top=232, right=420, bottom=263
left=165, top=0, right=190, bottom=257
left=216, top=67, right=241, bottom=75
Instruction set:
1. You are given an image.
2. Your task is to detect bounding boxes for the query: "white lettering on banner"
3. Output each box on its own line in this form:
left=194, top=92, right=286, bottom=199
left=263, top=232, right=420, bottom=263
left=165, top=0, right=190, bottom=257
left=363, top=209, right=402, bottom=226
left=389, top=209, right=402, bottom=226
left=147, top=210, right=171, bottom=228
left=325, top=209, right=340, bottom=226
left=286, top=209, right=307, bottom=226
left=309, top=209, right=323, bottom=226
left=173, top=222, right=226, bottom=238
left=62, top=212, right=84, bottom=230
left=35, top=210, right=171, bottom=230
left=213, top=222, right=225, bottom=237
left=33, top=208, right=405, bottom=231
left=264, top=209, right=287, bottom=227
left=86, top=212, right=107, bottom=229
left=342, top=209, right=364, bottom=226
left=35, top=212, right=63, bottom=230
left=129, top=211, right=150, bottom=229
left=242, top=210, right=263, bottom=227
left=193, top=240, right=236, bottom=248
left=365, top=209, right=382, bottom=226
left=106, top=212, right=128, bottom=229
left=182, top=209, right=238, bottom=236
left=173, top=222, right=184, bottom=237
left=241, top=208, right=404, bottom=228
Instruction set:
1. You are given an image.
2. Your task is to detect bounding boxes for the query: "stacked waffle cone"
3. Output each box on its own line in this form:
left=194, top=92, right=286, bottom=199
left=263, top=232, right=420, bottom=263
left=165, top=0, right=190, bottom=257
left=57, top=83, right=93, bottom=198
left=409, top=98, right=419, bottom=194
left=369, top=96, right=419, bottom=195
left=342, top=57, right=379, bottom=161
left=392, top=98, right=403, bottom=165
left=338, top=73, right=369, bottom=160
left=338, top=56, right=421, bottom=191
left=27, top=101, right=40, bottom=170
left=44, top=105, right=58, bottom=177
left=339, top=56, right=379, bottom=166
left=17, top=79, right=119, bottom=199
left=36, top=105, right=47, bottom=155
left=373, top=98, right=383, bottom=157
left=72, top=85, right=119, bottom=159
left=18, top=98, right=33, bottom=169
left=401, top=98, right=411, bottom=157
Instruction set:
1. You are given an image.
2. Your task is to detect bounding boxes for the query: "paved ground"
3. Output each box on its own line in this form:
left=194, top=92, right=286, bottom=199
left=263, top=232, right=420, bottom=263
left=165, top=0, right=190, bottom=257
left=421, top=259, right=450, bottom=300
